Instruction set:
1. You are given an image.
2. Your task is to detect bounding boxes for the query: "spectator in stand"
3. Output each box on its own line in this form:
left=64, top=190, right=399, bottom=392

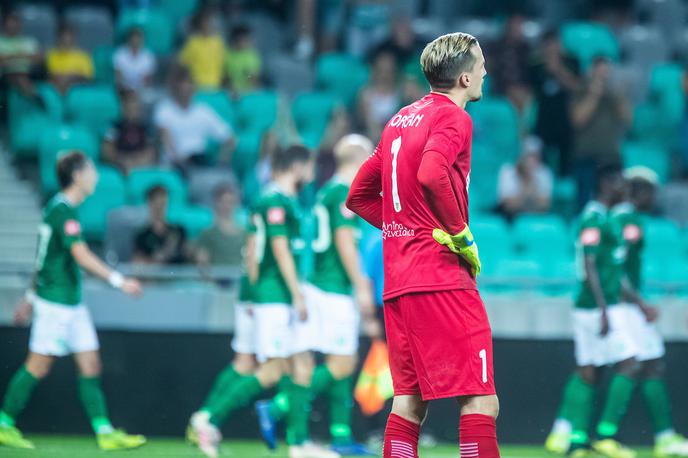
left=0, top=10, right=41, bottom=101
left=194, top=184, right=245, bottom=267
left=179, top=7, right=225, bottom=90
left=113, top=27, right=156, bottom=94
left=224, top=24, right=261, bottom=96
left=133, top=185, right=189, bottom=264
left=487, top=13, right=532, bottom=115
left=46, top=22, right=93, bottom=94
left=497, top=136, right=553, bottom=219
left=358, top=49, right=401, bottom=141
left=570, top=56, right=630, bottom=208
left=102, top=90, right=156, bottom=175
left=154, top=65, right=234, bottom=172
left=372, top=14, right=422, bottom=70
left=529, top=29, right=581, bottom=176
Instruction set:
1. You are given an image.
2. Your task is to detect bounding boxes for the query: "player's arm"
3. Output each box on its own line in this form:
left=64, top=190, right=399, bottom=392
left=335, top=227, right=375, bottom=319
left=580, top=223, right=609, bottom=335
left=346, top=146, right=383, bottom=229
left=271, top=236, right=306, bottom=320
left=417, top=151, right=465, bottom=234
left=245, top=233, right=258, bottom=284
left=620, top=276, right=658, bottom=322
left=71, top=242, right=142, bottom=296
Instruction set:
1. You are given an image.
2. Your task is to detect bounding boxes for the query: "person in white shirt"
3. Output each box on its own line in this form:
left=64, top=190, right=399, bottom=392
left=497, top=135, right=553, bottom=218
left=113, top=27, right=155, bottom=93
left=154, top=65, right=234, bottom=172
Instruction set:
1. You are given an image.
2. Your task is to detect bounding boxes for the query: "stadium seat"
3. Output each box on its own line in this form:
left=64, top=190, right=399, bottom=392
left=469, top=143, right=501, bottom=211
left=105, top=205, right=148, bottom=263
left=292, top=91, right=340, bottom=149
left=126, top=168, right=187, bottom=208
left=265, top=53, right=315, bottom=97
left=39, top=124, right=98, bottom=195
left=64, top=5, right=114, bottom=52
left=232, top=129, right=263, bottom=179
left=17, top=3, right=57, bottom=48
left=79, top=166, right=126, bottom=241
left=235, top=90, right=279, bottom=134
left=619, top=25, right=668, bottom=71
left=512, top=214, right=571, bottom=264
left=7, top=88, right=55, bottom=157
left=93, top=46, right=115, bottom=84
left=622, top=142, right=670, bottom=183
left=187, top=167, right=238, bottom=208
left=116, top=8, right=174, bottom=55
left=65, top=85, right=121, bottom=138
left=168, top=205, right=214, bottom=239
left=630, top=102, right=677, bottom=149
left=156, top=0, right=198, bottom=25
left=561, top=21, right=619, bottom=70
left=37, top=82, right=65, bottom=121
left=642, top=216, right=681, bottom=257
left=193, top=91, right=236, bottom=129
left=315, top=53, right=369, bottom=107
left=488, top=257, right=544, bottom=293
left=648, top=63, right=685, bottom=125
left=471, top=215, right=512, bottom=276
left=468, top=98, right=520, bottom=160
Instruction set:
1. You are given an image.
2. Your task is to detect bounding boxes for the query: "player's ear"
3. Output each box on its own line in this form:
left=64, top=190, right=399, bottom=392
left=459, top=72, right=471, bottom=89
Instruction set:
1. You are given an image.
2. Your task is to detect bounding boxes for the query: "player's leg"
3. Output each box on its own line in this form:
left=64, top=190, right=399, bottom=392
left=323, top=354, right=358, bottom=446
left=287, top=350, right=315, bottom=448
left=564, top=365, right=598, bottom=455
left=0, top=352, right=54, bottom=449
left=459, top=394, right=500, bottom=458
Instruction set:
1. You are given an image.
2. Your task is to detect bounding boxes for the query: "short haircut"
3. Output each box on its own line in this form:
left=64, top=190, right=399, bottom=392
left=146, top=184, right=168, bottom=201
left=271, top=145, right=312, bottom=173
left=213, top=182, right=237, bottom=201
left=56, top=150, right=89, bottom=190
left=420, top=32, right=479, bottom=90
left=334, top=134, right=373, bottom=165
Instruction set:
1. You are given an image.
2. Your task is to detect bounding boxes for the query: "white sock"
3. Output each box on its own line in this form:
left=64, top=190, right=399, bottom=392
left=552, top=418, right=572, bottom=435
left=656, top=429, right=676, bottom=442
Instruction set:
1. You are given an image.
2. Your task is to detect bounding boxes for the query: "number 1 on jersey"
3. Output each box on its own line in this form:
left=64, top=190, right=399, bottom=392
left=391, top=136, right=402, bottom=212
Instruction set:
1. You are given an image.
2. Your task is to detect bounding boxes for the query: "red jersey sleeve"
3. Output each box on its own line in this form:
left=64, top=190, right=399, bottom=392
left=422, top=107, right=471, bottom=163
left=417, top=151, right=466, bottom=234
left=346, top=143, right=383, bottom=229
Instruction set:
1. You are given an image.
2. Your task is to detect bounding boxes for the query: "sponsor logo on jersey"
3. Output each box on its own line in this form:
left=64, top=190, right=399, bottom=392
left=64, top=219, right=81, bottom=236
left=623, top=224, right=642, bottom=242
left=389, top=113, right=424, bottom=129
left=580, top=227, right=600, bottom=246
left=381, top=221, right=415, bottom=240
left=267, top=207, right=286, bottom=225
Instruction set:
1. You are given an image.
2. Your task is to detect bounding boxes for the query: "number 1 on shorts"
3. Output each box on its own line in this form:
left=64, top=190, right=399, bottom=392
left=479, top=349, right=487, bottom=383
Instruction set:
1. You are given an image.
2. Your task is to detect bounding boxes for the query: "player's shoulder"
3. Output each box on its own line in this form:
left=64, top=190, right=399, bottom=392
left=44, top=194, right=74, bottom=220
left=257, top=185, right=292, bottom=211
left=580, top=200, right=607, bottom=225
left=318, top=178, right=348, bottom=203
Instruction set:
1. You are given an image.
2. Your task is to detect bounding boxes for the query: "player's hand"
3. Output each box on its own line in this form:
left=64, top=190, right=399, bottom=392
left=13, top=299, right=33, bottom=325
left=432, top=226, right=481, bottom=278
left=293, top=292, right=308, bottom=322
left=121, top=278, right=143, bottom=297
left=355, top=280, right=376, bottom=319
left=640, top=304, right=659, bottom=323
left=599, top=309, right=610, bottom=337
left=363, top=315, right=383, bottom=339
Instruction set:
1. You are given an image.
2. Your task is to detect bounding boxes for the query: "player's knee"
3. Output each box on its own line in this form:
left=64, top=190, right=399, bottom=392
left=257, top=360, right=284, bottom=388
left=327, top=355, right=357, bottom=379
left=615, top=358, right=641, bottom=379
left=25, top=357, right=53, bottom=379
left=392, top=395, right=428, bottom=425
left=78, top=358, right=102, bottom=377
left=642, top=358, right=665, bottom=379
left=460, top=394, right=499, bottom=419
left=577, top=366, right=596, bottom=385
left=233, top=353, right=256, bottom=375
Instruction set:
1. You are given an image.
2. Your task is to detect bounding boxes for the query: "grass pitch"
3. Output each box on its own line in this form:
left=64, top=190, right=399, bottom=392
left=0, top=436, right=655, bottom=458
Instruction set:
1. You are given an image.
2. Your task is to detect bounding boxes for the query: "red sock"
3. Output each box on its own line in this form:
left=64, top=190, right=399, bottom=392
left=383, top=413, right=420, bottom=458
left=459, top=414, right=500, bottom=458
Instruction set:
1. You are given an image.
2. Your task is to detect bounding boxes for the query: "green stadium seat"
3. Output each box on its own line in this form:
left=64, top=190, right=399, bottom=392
left=648, top=63, right=685, bottom=124
left=156, top=0, right=198, bottom=25
left=630, top=103, right=676, bottom=150
left=236, top=90, right=278, bottom=134
left=468, top=98, right=520, bottom=159
left=93, top=45, right=115, bottom=84
left=66, top=84, right=121, bottom=138
left=642, top=216, right=681, bottom=256
left=116, top=8, right=174, bottom=55
left=487, top=257, right=544, bottom=293
left=127, top=168, right=187, bottom=208
left=561, top=21, right=619, bottom=70
left=79, top=166, right=126, bottom=241
left=292, top=91, right=340, bottom=149
left=513, top=214, right=571, bottom=263
left=37, top=83, right=65, bottom=121
left=315, top=53, right=369, bottom=107
left=8, top=86, right=62, bottom=157
left=168, top=204, right=214, bottom=239
left=622, top=142, right=670, bottom=183
left=471, top=215, right=512, bottom=276
left=193, top=90, right=236, bottom=128
left=232, top=129, right=263, bottom=180
left=39, top=124, right=98, bottom=195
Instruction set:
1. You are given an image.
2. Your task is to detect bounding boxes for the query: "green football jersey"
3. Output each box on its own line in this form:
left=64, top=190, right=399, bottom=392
left=574, top=201, right=627, bottom=309
left=35, top=194, right=84, bottom=305
left=611, top=203, right=644, bottom=290
left=309, top=178, right=359, bottom=295
left=251, top=184, right=303, bottom=305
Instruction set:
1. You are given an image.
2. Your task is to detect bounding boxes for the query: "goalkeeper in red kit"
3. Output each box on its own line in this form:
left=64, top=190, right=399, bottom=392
left=346, top=33, right=500, bottom=457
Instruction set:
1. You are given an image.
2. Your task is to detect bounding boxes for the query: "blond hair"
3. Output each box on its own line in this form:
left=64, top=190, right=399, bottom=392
left=420, top=32, right=478, bottom=90
left=334, top=134, right=373, bottom=165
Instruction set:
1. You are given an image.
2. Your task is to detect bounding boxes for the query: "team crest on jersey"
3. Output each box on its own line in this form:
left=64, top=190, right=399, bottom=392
left=623, top=224, right=641, bottom=242
left=64, top=219, right=81, bottom=236
left=340, top=203, right=355, bottom=219
left=580, top=227, right=600, bottom=246
left=267, top=207, right=286, bottom=225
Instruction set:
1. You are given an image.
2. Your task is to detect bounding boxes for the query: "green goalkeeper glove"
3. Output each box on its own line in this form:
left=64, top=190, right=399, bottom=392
left=432, top=225, right=481, bottom=278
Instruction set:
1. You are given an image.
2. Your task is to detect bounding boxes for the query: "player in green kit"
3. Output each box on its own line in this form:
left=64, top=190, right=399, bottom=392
left=189, top=145, right=337, bottom=458
left=0, top=151, right=146, bottom=451
left=610, top=167, right=688, bottom=457
left=255, top=135, right=382, bottom=456
left=545, top=165, right=652, bottom=458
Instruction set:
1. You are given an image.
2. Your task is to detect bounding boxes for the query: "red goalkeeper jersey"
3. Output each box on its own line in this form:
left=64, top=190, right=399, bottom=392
left=347, top=92, right=476, bottom=300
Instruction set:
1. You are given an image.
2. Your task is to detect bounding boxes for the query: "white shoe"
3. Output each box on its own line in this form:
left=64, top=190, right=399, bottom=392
left=289, top=442, right=341, bottom=458
left=656, top=433, right=688, bottom=457
left=195, top=417, right=221, bottom=458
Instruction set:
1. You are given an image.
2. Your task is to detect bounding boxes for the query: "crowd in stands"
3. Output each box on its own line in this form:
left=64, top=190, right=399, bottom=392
left=0, top=0, right=687, bottom=287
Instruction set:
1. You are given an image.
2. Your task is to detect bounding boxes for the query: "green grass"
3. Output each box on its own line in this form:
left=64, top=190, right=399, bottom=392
left=0, top=436, right=655, bottom=458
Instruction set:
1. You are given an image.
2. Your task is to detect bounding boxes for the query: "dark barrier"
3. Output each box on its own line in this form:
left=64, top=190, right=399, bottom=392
left=1, top=327, right=686, bottom=444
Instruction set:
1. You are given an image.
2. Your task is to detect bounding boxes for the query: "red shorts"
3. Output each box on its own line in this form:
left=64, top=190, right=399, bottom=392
left=383, top=289, right=496, bottom=400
